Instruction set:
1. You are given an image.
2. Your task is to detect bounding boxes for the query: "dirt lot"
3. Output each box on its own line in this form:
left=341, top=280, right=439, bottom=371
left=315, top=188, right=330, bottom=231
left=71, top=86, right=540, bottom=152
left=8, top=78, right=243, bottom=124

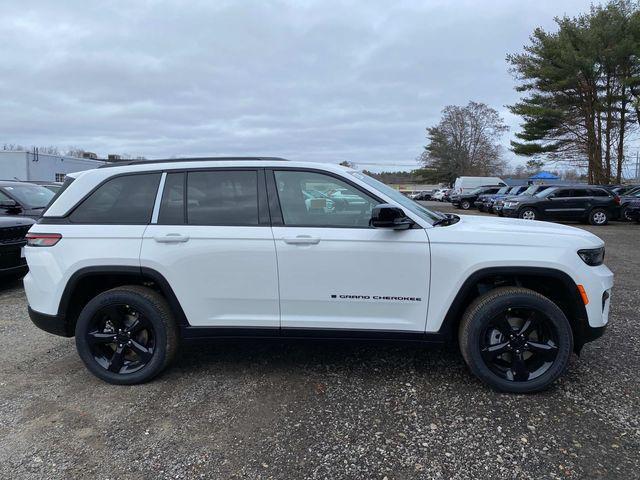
left=0, top=207, right=638, bottom=480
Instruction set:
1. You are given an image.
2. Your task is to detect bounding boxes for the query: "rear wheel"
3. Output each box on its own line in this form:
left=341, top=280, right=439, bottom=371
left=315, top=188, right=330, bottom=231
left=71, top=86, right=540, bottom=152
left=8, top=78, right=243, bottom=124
left=588, top=208, right=609, bottom=226
left=458, top=287, right=573, bottom=393
left=75, top=286, right=179, bottom=385
left=621, top=206, right=632, bottom=222
left=461, top=200, right=471, bottom=210
left=519, top=207, right=537, bottom=220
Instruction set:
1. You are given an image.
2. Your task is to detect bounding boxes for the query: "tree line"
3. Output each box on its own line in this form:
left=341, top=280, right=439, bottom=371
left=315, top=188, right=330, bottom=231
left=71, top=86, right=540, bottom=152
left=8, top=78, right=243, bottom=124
left=420, top=0, right=640, bottom=185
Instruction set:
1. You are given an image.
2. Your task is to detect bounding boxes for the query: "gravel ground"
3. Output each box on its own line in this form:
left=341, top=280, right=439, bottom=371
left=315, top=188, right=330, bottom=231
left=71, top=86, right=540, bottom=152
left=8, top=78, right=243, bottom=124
left=0, top=205, right=638, bottom=479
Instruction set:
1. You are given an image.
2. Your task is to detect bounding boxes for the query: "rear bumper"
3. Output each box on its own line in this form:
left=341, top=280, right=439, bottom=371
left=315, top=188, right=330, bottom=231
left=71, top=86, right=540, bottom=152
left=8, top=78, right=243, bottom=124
left=28, top=306, right=73, bottom=337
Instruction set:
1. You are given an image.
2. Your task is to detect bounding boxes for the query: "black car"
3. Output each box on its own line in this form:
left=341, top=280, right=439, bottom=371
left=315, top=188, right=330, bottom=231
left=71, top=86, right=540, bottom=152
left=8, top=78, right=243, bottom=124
left=450, top=185, right=504, bottom=210
left=620, top=189, right=640, bottom=221
left=494, top=185, right=558, bottom=216
left=475, top=186, right=512, bottom=211
left=501, top=185, right=620, bottom=225
left=0, top=181, right=56, bottom=219
left=625, top=199, right=640, bottom=223
left=0, top=216, right=34, bottom=278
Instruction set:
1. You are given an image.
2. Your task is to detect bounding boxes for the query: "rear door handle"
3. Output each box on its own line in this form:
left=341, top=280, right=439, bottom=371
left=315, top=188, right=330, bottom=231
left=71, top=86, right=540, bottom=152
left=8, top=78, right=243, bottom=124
left=154, top=233, right=190, bottom=243
left=283, top=235, right=321, bottom=245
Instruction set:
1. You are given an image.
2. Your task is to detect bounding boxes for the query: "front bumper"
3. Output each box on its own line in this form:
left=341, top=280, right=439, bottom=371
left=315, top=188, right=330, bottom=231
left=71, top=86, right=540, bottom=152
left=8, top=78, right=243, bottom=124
left=28, top=306, right=73, bottom=337
left=0, top=242, right=28, bottom=277
left=501, top=208, right=518, bottom=218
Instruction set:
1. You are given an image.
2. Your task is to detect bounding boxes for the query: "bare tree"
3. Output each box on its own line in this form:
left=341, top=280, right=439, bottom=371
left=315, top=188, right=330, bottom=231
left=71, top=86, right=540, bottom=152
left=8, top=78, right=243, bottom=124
left=420, top=101, right=509, bottom=184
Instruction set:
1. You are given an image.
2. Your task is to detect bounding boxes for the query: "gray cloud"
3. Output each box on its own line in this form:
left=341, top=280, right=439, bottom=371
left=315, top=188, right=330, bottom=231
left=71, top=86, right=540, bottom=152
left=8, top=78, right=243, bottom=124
left=0, top=0, right=597, bottom=170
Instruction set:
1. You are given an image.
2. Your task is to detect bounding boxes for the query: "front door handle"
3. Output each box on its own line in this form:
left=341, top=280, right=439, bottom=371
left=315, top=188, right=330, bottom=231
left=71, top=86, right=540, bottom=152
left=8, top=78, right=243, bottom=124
left=283, top=235, right=321, bottom=245
left=154, top=233, right=190, bottom=243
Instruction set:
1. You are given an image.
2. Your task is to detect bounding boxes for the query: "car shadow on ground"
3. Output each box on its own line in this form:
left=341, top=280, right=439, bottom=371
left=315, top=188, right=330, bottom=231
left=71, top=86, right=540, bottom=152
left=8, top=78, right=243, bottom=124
left=169, top=338, right=466, bottom=379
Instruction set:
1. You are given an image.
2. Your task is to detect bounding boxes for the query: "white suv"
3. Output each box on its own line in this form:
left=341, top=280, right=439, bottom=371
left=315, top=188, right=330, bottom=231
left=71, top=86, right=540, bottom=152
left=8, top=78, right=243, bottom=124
left=24, top=158, right=613, bottom=392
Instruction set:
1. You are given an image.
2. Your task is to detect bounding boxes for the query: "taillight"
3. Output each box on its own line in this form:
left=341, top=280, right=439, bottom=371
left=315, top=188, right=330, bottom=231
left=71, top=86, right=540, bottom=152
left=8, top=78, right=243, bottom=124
left=25, top=233, right=62, bottom=247
left=614, top=195, right=621, bottom=205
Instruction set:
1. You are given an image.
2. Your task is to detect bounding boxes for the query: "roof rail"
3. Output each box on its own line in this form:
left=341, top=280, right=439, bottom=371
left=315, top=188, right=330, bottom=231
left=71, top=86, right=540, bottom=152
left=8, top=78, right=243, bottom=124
left=98, top=156, right=289, bottom=168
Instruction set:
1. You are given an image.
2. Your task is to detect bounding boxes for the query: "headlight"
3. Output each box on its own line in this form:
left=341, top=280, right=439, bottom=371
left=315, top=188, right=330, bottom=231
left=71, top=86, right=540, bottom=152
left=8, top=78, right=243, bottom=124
left=578, top=247, right=605, bottom=266
left=504, top=201, right=519, bottom=207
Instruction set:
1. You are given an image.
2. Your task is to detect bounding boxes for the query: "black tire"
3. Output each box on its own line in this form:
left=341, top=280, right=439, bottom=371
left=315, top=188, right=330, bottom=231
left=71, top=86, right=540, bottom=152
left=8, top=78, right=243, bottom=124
left=588, top=208, right=609, bottom=226
left=75, top=285, right=179, bottom=385
left=461, top=200, right=471, bottom=210
left=519, top=207, right=538, bottom=221
left=621, top=206, right=632, bottom=222
left=458, top=287, right=573, bottom=394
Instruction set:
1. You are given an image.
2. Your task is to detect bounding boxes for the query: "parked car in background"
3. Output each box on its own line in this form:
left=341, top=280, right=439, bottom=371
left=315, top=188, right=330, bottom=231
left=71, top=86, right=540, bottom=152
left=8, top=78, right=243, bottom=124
left=624, top=199, right=640, bottom=223
left=475, top=186, right=511, bottom=211
left=442, top=189, right=453, bottom=202
left=619, top=189, right=640, bottom=221
left=450, top=185, right=504, bottom=210
left=26, top=180, right=63, bottom=193
left=0, top=181, right=55, bottom=219
left=432, top=188, right=451, bottom=202
left=453, top=176, right=506, bottom=195
left=0, top=215, right=34, bottom=278
left=501, top=185, right=620, bottom=225
left=480, top=185, right=527, bottom=213
left=411, top=190, right=434, bottom=201
left=494, top=184, right=556, bottom=216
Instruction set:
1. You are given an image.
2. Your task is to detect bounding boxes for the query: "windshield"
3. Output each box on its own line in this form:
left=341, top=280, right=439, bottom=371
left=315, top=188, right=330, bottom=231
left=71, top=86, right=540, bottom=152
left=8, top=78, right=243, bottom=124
left=497, top=186, right=510, bottom=194
left=508, top=186, right=521, bottom=194
left=521, top=185, right=538, bottom=195
left=535, top=187, right=556, bottom=198
left=349, top=171, right=444, bottom=223
left=1, top=184, right=55, bottom=208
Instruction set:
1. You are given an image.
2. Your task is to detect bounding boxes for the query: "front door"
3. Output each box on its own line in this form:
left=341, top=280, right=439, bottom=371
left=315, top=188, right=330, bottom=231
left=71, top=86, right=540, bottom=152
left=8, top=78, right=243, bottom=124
left=268, top=169, right=430, bottom=333
left=140, top=169, right=280, bottom=328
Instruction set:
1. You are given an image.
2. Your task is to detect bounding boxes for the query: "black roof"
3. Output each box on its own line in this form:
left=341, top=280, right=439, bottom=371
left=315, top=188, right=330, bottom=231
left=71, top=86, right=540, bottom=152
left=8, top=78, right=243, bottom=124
left=98, top=156, right=289, bottom=168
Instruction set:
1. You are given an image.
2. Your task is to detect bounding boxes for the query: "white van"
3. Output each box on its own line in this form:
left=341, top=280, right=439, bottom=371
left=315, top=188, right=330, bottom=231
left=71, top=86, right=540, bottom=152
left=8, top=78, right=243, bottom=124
left=453, top=176, right=506, bottom=195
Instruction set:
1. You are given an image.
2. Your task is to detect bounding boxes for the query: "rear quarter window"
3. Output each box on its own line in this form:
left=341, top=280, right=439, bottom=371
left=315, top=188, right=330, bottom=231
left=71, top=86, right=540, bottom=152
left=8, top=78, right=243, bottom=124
left=69, top=173, right=161, bottom=224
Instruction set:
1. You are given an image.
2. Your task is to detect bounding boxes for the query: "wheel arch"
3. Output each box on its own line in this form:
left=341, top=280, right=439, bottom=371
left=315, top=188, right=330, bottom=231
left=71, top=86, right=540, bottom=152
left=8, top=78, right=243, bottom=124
left=437, top=266, right=590, bottom=352
left=57, top=266, right=189, bottom=336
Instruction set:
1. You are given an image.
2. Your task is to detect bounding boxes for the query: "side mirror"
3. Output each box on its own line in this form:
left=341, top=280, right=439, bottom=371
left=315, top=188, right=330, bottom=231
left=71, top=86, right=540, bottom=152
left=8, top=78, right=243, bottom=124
left=370, top=204, right=414, bottom=230
left=0, top=199, right=18, bottom=208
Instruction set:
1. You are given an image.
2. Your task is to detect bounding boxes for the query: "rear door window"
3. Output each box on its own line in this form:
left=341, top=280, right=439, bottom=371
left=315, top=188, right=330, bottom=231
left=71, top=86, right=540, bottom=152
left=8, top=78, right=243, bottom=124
left=70, top=173, right=161, bottom=224
left=158, top=172, right=185, bottom=224
left=186, top=170, right=259, bottom=225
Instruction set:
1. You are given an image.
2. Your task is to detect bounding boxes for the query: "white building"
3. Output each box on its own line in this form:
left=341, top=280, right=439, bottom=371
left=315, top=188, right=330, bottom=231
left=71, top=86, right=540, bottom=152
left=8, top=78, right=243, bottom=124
left=0, top=151, right=106, bottom=182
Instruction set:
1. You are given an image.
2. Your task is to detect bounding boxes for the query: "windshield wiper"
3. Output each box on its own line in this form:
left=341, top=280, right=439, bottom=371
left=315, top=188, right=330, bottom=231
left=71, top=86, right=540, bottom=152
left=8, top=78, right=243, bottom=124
left=432, top=213, right=460, bottom=227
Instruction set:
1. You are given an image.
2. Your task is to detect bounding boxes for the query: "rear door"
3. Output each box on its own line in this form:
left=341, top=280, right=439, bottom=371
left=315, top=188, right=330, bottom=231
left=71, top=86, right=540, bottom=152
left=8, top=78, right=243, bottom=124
left=140, top=169, right=280, bottom=328
left=268, top=168, right=430, bottom=333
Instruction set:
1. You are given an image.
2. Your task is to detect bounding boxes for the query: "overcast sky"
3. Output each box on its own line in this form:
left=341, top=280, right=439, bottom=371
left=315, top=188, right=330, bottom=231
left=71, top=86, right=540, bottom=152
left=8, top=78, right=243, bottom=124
left=0, top=0, right=601, bottom=171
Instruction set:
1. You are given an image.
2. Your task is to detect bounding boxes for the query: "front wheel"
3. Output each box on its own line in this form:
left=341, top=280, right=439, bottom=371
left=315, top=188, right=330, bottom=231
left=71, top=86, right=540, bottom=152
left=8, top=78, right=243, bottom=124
left=588, top=208, right=609, bottom=226
left=461, top=200, right=471, bottom=210
left=75, top=286, right=179, bottom=385
left=519, top=207, right=537, bottom=220
left=458, top=287, right=573, bottom=393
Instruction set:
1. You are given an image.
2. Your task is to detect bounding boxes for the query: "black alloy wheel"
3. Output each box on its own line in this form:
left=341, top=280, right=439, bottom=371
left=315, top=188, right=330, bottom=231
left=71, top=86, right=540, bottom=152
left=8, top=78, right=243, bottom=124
left=479, top=307, right=559, bottom=382
left=459, top=287, right=573, bottom=393
left=75, top=286, right=178, bottom=384
left=86, top=304, right=155, bottom=375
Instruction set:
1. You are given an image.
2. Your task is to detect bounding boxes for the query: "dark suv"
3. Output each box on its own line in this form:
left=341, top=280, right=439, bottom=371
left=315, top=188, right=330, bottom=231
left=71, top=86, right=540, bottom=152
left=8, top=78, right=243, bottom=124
left=501, top=186, right=620, bottom=225
left=0, top=181, right=55, bottom=219
left=0, top=216, right=34, bottom=278
left=450, top=185, right=504, bottom=210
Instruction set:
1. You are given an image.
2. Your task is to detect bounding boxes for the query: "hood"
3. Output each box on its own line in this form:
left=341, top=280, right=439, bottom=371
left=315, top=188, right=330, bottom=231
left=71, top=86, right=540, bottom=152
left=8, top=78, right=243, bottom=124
left=444, top=214, right=604, bottom=249
left=0, top=215, right=36, bottom=227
